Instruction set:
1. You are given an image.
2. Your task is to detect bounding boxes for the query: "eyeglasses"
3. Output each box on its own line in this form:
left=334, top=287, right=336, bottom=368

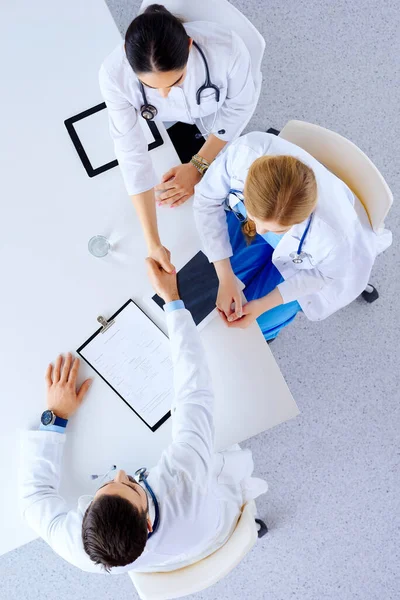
left=226, top=190, right=247, bottom=223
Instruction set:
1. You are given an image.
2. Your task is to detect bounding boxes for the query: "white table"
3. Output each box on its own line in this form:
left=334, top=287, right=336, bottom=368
left=0, top=0, right=298, bottom=556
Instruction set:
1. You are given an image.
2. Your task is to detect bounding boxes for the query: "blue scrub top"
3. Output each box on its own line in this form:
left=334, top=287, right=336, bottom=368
left=227, top=198, right=301, bottom=341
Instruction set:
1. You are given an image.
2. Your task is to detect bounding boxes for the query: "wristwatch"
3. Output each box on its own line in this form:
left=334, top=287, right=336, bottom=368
left=190, top=154, right=211, bottom=177
left=41, top=410, right=68, bottom=428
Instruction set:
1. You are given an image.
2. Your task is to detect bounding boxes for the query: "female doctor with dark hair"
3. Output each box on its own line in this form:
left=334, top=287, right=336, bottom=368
left=99, top=4, right=258, bottom=272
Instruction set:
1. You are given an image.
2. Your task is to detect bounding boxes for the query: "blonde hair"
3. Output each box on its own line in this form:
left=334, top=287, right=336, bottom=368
left=242, top=155, right=317, bottom=240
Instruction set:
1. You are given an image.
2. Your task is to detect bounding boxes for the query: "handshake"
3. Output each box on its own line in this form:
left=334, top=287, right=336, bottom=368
left=146, top=252, right=180, bottom=305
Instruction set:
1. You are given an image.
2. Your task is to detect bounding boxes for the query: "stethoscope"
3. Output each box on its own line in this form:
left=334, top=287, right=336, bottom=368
left=140, top=40, right=225, bottom=138
left=226, top=189, right=314, bottom=264
left=91, top=466, right=160, bottom=539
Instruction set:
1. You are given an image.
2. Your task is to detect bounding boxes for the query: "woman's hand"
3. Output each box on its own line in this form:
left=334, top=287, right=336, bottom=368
left=214, top=259, right=242, bottom=319
left=218, top=299, right=264, bottom=330
left=216, top=276, right=243, bottom=320
left=155, top=163, right=202, bottom=208
left=148, top=244, right=175, bottom=274
left=146, top=257, right=179, bottom=303
left=220, top=288, right=284, bottom=329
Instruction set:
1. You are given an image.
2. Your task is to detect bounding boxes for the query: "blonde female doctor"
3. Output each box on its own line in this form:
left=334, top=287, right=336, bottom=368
left=194, top=131, right=391, bottom=342
left=99, top=4, right=257, bottom=273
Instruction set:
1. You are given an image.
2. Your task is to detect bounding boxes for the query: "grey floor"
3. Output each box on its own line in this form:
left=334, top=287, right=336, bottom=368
left=2, top=1, right=399, bottom=599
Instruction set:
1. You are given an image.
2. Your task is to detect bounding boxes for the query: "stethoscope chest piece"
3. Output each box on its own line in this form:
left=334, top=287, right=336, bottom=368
left=140, top=103, right=158, bottom=121
left=290, top=251, right=309, bottom=264
left=134, top=467, right=149, bottom=482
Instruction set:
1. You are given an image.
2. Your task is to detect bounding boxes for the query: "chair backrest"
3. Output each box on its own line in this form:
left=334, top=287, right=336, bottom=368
left=279, top=120, right=393, bottom=232
left=138, top=0, right=265, bottom=81
left=129, top=501, right=258, bottom=600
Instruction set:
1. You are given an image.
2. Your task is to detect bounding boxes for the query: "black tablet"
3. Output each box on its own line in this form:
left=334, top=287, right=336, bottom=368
left=152, top=251, right=219, bottom=326
left=64, top=102, right=163, bottom=178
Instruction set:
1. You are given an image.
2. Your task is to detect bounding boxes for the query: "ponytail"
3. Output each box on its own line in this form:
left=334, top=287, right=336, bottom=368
left=241, top=219, right=257, bottom=243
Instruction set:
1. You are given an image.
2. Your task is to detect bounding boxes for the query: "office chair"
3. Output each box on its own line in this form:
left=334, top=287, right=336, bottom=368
left=270, top=120, right=393, bottom=303
left=129, top=501, right=268, bottom=600
left=138, top=0, right=266, bottom=135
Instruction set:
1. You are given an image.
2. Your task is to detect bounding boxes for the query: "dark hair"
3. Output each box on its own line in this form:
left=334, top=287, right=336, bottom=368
left=82, top=495, right=148, bottom=571
left=125, top=4, right=189, bottom=74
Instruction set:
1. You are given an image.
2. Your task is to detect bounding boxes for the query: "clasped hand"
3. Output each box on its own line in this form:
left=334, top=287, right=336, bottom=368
left=216, top=272, right=264, bottom=329
left=155, top=163, right=202, bottom=208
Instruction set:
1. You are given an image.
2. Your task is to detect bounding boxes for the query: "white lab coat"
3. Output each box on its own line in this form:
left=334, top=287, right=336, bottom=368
left=194, top=132, right=392, bottom=322
left=99, top=21, right=256, bottom=196
left=19, top=308, right=267, bottom=574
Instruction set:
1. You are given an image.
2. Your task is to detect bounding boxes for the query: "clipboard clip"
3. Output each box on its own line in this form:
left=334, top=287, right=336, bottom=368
left=97, top=315, right=115, bottom=333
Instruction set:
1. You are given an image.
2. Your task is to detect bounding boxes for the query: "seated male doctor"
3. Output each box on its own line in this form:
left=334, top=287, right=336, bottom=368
left=19, top=258, right=267, bottom=574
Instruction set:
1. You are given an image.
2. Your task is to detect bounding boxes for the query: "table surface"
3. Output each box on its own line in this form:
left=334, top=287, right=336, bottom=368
left=0, top=0, right=298, bottom=556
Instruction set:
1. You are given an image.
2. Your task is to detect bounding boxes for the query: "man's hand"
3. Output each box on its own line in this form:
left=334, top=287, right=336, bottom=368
left=148, top=244, right=175, bottom=274
left=155, top=163, right=201, bottom=208
left=146, top=257, right=180, bottom=304
left=45, top=353, right=92, bottom=419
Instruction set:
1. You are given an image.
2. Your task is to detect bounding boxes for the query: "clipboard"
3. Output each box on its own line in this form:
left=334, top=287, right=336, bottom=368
left=77, top=299, right=172, bottom=432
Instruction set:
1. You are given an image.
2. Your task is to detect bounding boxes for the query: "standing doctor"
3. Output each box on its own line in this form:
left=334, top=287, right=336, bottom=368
left=100, top=4, right=257, bottom=272
left=194, top=132, right=391, bottom=341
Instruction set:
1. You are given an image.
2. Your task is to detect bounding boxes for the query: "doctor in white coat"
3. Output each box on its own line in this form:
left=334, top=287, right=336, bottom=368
left=194, top=131, right=391, bottom=341
left=19, top=259, right=267, bottom=575
left=100, top=3, right=257, bottom=273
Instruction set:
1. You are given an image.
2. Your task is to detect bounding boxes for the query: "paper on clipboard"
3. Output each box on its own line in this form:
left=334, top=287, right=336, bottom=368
left=77, top=301, right=173, bottom=432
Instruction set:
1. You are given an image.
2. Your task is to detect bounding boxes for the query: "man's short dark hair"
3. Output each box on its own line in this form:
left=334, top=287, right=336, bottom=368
left=82, top=495, right=148, bottom=571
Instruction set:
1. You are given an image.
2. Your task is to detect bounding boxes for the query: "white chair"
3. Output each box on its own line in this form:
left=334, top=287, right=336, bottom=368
left=129, top=501, right=268, bottom=600
left=277, top=120, right=394, bottom=302
left=139, top=0, right=265, bottom=131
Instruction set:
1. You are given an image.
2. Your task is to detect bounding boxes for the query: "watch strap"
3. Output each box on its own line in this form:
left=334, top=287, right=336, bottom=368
left=190, top=154, right=211, bottom=176
left=53, top=415, right=68, bottom=428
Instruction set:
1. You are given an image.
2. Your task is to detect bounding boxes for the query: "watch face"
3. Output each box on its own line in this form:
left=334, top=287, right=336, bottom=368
left=41, top=410, right=54, bottom=426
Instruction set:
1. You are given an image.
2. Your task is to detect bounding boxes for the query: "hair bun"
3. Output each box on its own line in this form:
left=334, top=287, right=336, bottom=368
left=241, top=219, right=257, bottom=244
left=144, top=3, right=171, bottom=15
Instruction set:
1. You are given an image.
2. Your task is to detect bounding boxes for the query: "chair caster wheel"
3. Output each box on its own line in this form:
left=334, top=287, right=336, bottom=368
left=362, top=284, right=379, bottom=303
left=255, top=518, right=268, bottom=538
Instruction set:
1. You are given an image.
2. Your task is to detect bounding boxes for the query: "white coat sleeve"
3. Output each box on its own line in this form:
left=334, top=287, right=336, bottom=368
left=193, top=149, right=233, bottom=263
left=194, top=140, right=261, bottom=263
left=277, top=238, right=353, bottom=303
left=99, top=65, right=158, bottom=196
left=156, top=308, right=215, bottom=484
left=215, top=32, right=256, bottom=142
left=18, top=430, right=102, bottom=573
